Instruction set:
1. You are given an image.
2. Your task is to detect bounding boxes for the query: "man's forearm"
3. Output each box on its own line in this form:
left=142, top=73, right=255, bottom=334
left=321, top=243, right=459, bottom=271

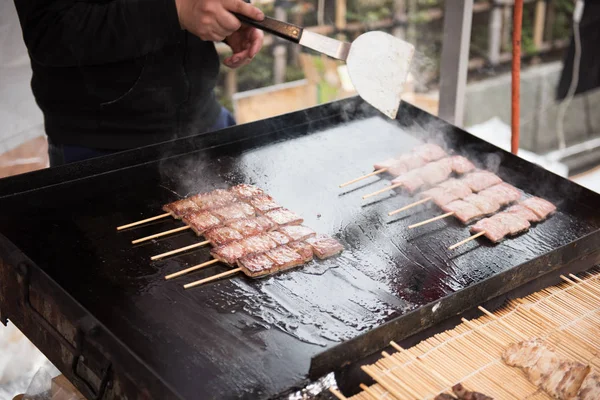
left=14, top=0, right=182, bottom=67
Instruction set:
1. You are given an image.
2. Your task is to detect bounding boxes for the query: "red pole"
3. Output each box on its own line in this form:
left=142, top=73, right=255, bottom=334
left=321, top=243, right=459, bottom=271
left=511, top=0, right=523, bottom=155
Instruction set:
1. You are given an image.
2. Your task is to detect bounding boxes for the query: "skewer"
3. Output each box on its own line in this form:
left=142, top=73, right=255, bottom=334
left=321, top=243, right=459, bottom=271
left=339, top=168, right=388, bottom=188
left=328, top=388, right=348, bottom=400
left=183, top=268, right=241, bottom=289
left=408, top=212, right=454, bottom=229
left=132, top=226, right=191, bottom=244
left=150, top=240, right=210, bottom=261
left=117, top=213, right=170, bottom=230
left=362, top=183, right=403, bottom=199
left=388, top=197, right=432, bottom=216
left=164, top=259, right=220, bottom=280
left=448, top=231, right=486, bottom=250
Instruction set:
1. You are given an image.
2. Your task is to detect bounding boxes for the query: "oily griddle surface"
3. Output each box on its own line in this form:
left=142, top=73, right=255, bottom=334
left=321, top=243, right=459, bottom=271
left=0, top=102, right=599, bottom=399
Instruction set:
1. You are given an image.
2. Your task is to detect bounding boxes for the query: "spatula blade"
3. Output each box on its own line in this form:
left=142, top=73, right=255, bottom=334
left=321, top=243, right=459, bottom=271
left=346, top=31, right=415, bottom=119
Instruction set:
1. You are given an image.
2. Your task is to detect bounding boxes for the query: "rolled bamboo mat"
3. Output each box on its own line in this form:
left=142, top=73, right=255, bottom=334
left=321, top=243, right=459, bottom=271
left=331, top=267, right=600, bottom=400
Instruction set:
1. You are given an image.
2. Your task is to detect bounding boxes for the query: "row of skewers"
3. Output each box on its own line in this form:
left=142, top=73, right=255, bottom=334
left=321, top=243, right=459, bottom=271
left=340, top=143, right=557, bottom=249
left=117, top=184, right=343, bottom=288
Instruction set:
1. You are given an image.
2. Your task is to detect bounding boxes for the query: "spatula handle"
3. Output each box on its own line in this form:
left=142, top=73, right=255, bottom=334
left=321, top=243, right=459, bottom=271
left=233, top=14, right=303, bottom=43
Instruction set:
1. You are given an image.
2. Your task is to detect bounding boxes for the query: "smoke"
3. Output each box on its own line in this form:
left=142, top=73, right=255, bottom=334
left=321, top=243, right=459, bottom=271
left=408, top=50, right=437, bottom=93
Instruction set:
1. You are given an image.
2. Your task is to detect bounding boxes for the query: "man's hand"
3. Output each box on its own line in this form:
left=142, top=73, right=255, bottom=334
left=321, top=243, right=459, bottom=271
left=223, top=25, right=264, bottom=68
left=175, top=0, right=264, bottom=42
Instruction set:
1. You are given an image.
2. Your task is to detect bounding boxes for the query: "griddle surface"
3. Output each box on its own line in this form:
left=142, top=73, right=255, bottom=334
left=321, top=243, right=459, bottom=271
left=1, top=101, right=599, bottom=399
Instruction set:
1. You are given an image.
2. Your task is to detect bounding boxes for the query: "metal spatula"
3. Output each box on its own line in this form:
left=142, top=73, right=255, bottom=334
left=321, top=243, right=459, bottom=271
left=234, top=14, right=415, bottom=119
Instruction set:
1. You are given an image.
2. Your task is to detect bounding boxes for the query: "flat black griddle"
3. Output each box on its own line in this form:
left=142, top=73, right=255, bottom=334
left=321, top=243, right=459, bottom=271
left=0, top=97, right=599, bottom=400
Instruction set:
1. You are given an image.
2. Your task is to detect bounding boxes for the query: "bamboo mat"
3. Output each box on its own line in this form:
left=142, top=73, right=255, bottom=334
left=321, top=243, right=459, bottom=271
left=331, top=268, right=600, bottom=400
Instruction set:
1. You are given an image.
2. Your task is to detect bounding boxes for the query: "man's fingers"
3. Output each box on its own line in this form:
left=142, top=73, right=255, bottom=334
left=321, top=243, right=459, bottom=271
left=248, top=29, right=264, bottom=58
left=217, top=11, right=242, bottom=33
left=225, top=0, right=264, bottom=21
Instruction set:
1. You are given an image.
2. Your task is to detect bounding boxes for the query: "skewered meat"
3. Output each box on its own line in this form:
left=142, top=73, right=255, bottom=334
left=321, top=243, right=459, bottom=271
left=450, top=156, right=476, bottom=174
left=182, top=211, right=222, bottom=235
left=204, top=226, right=244, bottom=246
left=191, top=189, right=238, bottom=210
left=413, top=143, right=447, bottom=162
left=305, top=234, right=344, bottom=259
left=442, top=200, right=483, bottom=224
left=420, top=187, right=459, bottom=207
left=265, top=245, right=304, bottom=270
left=397, top=153, right=427, bottom=170
left=419, top=159, right=453, bottom=186
left=229, top=184, right=265, bottom=199
left=249, top=194, right=282, bottom=213
left=279, top=225, right=316, bottom=242
left=265, top=208, right=303, bottom=226
left=267, top=231, right=291, bottom=246
left=502, top=339, right=591, bottom=399
left=491, top=213, right=530, bottom=235
left=386, top=162, right=409, bottom=177
left=470, top=217, right=510, bottom=243
left=238, top=234, right=278, bottom=254
left=163, top=198, right=199, bottom=219
left=506, top=204, right=540, bottom=222
left=470, top=213, right=530, bottom=242
left=373, top=158, right=401, bottom=171
left=288, top=241, right=314, bottom=262
left=522, top=197, right=556, bottom=219
left=211, top=241, right=246, bottom=265
left=227, top=218, right=266, bottom=237
left=463, top=194, right=501, bottom=215
left=462, top=171, right=503, bottom=192
left=212, top=203, right=256, bottom=222
left=255, top=216, right=277, bottom=231
left=478, top=183, right=521, bottom=205
left=438, top=179, right=473, bottom=198
left=579, top=371, right=600, bottom=400
left=392, top=170, right=425, bottom=194
left=237, top=253, right=275, bottom=277
left=452, top=383, right=493, bottom=400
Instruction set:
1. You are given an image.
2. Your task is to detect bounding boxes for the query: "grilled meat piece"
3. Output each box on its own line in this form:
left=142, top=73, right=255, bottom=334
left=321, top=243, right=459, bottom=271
left=522, top=197, right=556, bottom=219
left=305, top=234, right=343, bottom=259
left=434, top=394, right=457, bottom=400
left=182, top=211, right=221, bottom=235
left=438, top=179, right=473, bottom=198
left=470, top=217, right=510, bottom=243
left=287, top=241, right=314, bottom=262
left=420, top=187, right=459, bottom=207
left=265, top=208, right=303, bottom=226
left=419, top=159, right=453, bottom=186
left=463, top=194, right=501, bottom=215
left=211, top=241, right=246, bottom=265
left=392, top=170, right=425, bottom=194
left=249, top=194, right=282, bottom=214
left=255, top=216, right=277, bottom=231
left=204, top=226, right=244, bottom=246
left=450, top=155, right=476, bottom=174
left=478, top=183, right=521, bottom=205
left=162, top=198, right=199, bottom=219
left=462, top=171, right=503, bottom=192
left=413, top=143, right=447, bottom=162
left=237, top=253, right=275, bottom=277
left=212, top=203, right=256, bottom=222
left=279, top=225, right=316, bottom=242
left=442, top=200, right=483, bottom=224
left=227, top=218, right=266, bottom=236
left=191, top=189, right=238, bottom=210
left=492, top=213, right=530, bottom=235
left=267, top=231, right=291, bottom=246
left=229, top=184, right=265, bottom=199
left=579, top=371, right=600, bottom=400
left=265, top=245, right=304, bottom=271
left=238, top=234, right=278, bottom=254
left=452, top=383, right=493, bottom=400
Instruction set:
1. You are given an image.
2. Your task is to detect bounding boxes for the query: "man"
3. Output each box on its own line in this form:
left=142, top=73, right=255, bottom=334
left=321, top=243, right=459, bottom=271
left=12, top=0, right=265, bottom=166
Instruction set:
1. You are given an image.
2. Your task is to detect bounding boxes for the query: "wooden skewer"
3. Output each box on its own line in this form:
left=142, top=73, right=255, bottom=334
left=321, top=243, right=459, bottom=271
left=448, top=231, right=486, bottom=250
left=117, top=213, right=171, bottom=230
left=388, top=197, right=432, bottom=216
left=150, top=240, right=210, bottom=261
left=362, top=183, right=403, bottom=199
left=132, top=226, right=191, bottom=244
left=339, top=168, right=388, bottom=188
left=328, top=387, right=348, bottom=400
left=164, top=259, right=220, bottom=280
left=408, top=212, right=454, bottom=229
left=183, top=268, right=241, bottom=289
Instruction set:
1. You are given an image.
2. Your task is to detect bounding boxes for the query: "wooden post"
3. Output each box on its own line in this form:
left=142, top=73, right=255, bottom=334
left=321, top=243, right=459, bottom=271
left=488, top=3, right=502, bottom=65
left=317, top=0, right=325, bottom=25
left=407, top=0, right=417, bottom=45
left=533, top=0, right=546, bottom=50
left=392, top=0, right=406, bottom=38
left=273, top=5, right=287, bottom=84
left=544, top=0, right=555, bottom=42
